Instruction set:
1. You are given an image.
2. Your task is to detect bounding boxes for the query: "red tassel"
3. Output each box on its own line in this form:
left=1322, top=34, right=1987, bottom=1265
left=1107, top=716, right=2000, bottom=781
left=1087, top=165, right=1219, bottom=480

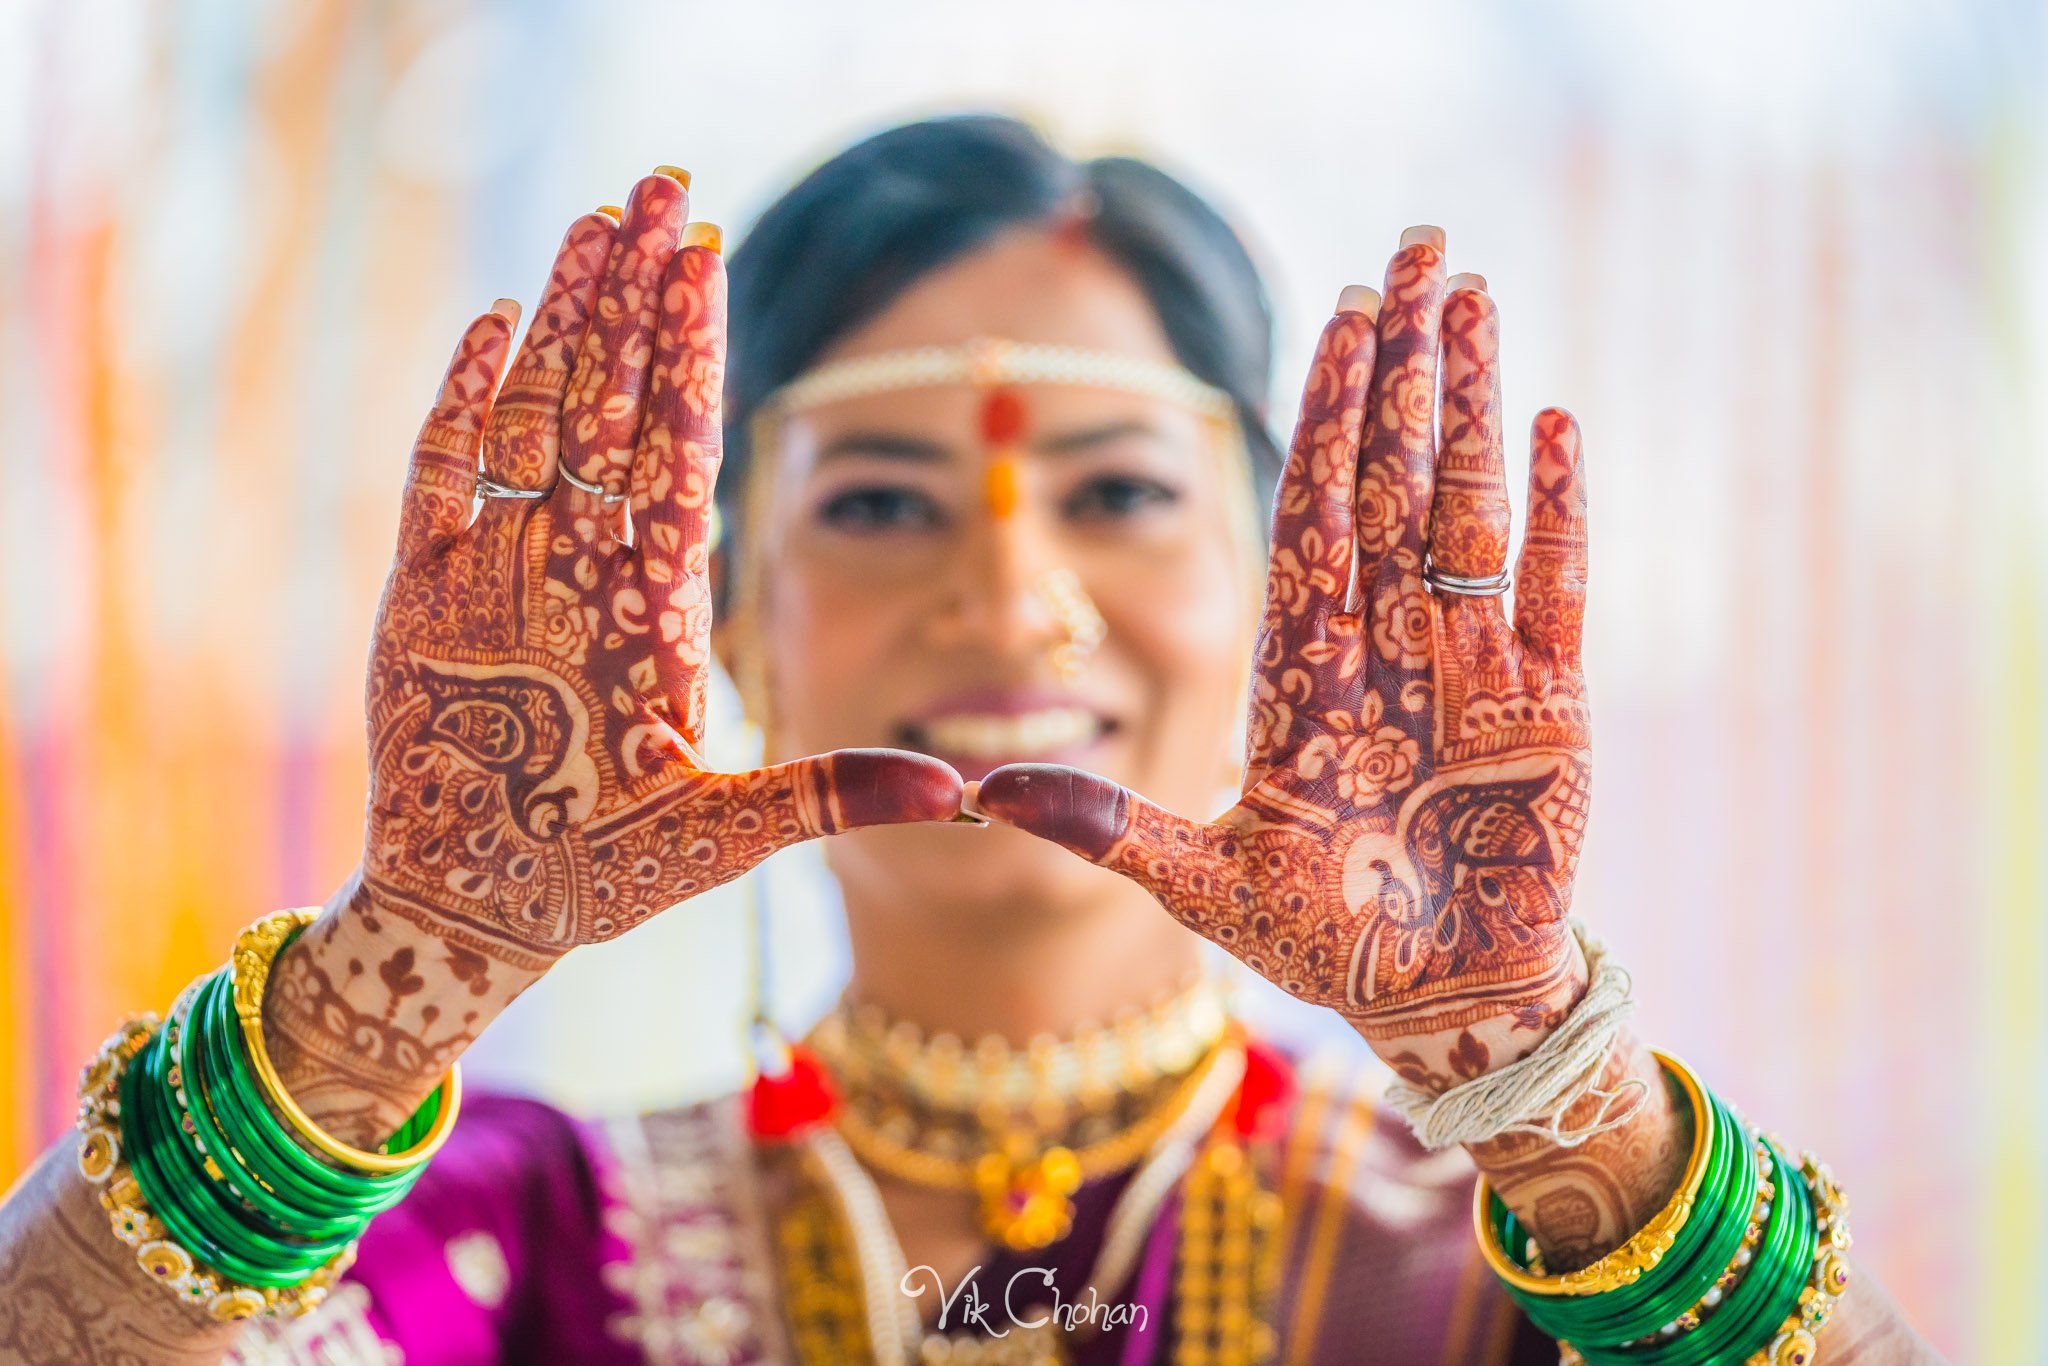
left=746, top=1042, right=839, bottom=1141
left=1228, top=1039, right=1295, bottom=1142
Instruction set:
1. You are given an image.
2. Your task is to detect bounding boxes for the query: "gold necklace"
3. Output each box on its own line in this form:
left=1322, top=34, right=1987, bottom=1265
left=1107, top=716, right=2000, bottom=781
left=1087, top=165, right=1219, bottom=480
left=775, top=1041, right=1279, bottom=1366
left=836, top=1039, right=1235, bottom=1252
left=809, top=982, right=1233, bottom=1251
left=811, top=977, right=1231, bottom=1119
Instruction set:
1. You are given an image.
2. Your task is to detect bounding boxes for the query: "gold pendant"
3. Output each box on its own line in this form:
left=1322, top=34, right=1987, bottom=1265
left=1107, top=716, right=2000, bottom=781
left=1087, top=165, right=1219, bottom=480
left=974, top=1144, right=1083, bottom=1251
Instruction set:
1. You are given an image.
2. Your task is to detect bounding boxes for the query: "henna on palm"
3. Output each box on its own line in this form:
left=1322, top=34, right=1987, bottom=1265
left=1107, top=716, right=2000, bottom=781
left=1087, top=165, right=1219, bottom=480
left=978, top=240, right=1661, bottom=1269
left=982, top=246, right=1590, bottom=1077
left=262, top=175, right=960, bottom=1146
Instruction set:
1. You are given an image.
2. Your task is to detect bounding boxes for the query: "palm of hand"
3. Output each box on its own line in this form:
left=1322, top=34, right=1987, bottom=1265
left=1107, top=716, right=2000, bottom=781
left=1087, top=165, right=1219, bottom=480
left=364, top=178, right=955, bottom=965
left=982, top=242, right=1591, bottom=1066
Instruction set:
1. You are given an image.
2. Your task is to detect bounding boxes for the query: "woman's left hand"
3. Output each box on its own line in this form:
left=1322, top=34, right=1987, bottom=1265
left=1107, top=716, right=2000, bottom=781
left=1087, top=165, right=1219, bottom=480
left=980, top=228, right=1594, bottom=1086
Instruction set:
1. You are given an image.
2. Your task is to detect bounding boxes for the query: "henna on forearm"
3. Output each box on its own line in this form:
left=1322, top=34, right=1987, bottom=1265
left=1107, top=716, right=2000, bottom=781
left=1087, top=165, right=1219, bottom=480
left=260, top=877, right=552, bottom=1148
left=0, top=1138, right=244, bottom=1364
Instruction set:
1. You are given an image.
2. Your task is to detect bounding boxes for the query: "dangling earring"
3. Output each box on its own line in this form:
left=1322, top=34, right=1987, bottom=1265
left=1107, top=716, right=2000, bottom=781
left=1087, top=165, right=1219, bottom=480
left=740, top=865, right=837, bottom=1142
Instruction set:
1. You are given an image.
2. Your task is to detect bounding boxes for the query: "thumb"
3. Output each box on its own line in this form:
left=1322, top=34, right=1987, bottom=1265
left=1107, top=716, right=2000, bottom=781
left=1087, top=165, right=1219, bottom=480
left=976, top=765, right=1243, bottom=918
left=745, top=748, right=964, bottom=840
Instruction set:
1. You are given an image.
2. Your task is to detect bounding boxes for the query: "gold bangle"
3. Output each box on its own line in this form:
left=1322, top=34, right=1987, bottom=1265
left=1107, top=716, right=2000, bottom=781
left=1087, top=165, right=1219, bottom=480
left=1472, top=1049, right=1710, bottom=1297
left=1748, top=1147, right=1853, bottom=1366
left=230, top=909, right=463, bottom=1175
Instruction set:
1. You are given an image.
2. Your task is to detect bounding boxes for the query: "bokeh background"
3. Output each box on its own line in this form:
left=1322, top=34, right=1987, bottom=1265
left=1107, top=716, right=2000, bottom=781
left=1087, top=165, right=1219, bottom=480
left=3, top=1, right=2043, bottom=1358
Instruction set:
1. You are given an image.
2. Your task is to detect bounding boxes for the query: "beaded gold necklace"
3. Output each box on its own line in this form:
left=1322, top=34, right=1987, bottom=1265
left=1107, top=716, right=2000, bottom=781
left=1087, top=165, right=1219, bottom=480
left=806, top=980, right=1232, bottom=1251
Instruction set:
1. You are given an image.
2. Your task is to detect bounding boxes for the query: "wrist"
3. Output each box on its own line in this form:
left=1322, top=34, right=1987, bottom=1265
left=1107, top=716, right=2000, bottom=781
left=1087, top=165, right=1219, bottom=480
left=1468, top=1032, right=1689, bottom=1270
left=1352, top=930, right=1590, bottom=1092
left=259, top=875, right=551, bottom=1147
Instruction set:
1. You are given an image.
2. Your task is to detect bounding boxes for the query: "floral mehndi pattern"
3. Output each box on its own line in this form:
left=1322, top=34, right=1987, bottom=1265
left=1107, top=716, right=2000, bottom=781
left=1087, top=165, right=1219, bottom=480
left=263, top=176, right=959, bottom=1140
left=979, top=240, right=1593, bottom=1083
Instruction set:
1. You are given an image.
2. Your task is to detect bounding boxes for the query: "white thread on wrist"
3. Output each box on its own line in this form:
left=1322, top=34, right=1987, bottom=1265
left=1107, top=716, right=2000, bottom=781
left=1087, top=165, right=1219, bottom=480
left=1384, top=921, right=1647, bottom=1150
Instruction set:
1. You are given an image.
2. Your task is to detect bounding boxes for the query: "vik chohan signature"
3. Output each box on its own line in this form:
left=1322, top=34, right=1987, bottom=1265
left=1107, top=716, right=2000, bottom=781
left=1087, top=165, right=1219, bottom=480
left=901, top=1263, right=1149, bottom=1336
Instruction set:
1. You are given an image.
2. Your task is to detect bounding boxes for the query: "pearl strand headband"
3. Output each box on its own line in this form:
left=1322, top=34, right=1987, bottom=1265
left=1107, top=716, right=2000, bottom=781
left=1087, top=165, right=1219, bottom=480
left=763, top=335, right=1238, bottom=420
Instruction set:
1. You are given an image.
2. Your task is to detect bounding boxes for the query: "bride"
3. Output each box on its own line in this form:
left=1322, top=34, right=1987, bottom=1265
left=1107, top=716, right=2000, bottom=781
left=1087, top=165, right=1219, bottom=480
left=0, top=116, right=1938, bottom=1364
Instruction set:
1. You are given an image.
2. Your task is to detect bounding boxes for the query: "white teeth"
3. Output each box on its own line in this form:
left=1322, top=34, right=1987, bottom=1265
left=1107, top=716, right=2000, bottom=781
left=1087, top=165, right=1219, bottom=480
left=920, top=707, right=1100, bottom=759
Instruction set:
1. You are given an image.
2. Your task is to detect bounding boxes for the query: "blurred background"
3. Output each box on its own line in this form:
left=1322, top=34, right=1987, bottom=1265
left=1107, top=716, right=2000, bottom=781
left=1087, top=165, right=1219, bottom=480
left=2, top=0, right=2042, bottom=1357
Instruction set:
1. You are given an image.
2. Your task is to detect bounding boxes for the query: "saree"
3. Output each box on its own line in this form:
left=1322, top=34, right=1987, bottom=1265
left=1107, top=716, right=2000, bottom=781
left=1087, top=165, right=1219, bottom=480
left=227, top=1050, right=1554, bottom=1364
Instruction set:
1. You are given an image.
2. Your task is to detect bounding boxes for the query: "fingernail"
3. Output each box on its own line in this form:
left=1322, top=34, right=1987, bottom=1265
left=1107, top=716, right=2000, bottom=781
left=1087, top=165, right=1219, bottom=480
left=681, top=221, right=723, bottom=255
left=1447, top=272, right=1487, bottom=293
left=1399, top=224, right=1446, bottom=251
left=490, top=297, right=521, bottom=323
left=1335, top=284, right=1381, bottom=320
left=953, top=780, right=991, bottom=825
left=596, top=204, right=624, bottom=219
left=653, top=165, right=691, bottom=188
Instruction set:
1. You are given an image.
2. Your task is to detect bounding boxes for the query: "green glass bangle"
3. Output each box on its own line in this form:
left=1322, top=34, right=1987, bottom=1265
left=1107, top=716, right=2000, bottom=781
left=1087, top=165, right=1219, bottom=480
left=118, top=1030, right=334, bottom=1288
left=187, top=972, right=376, bottom=1216
left=1578, top=1099, right=1757, bottom=1343
left=192, top=970, right=399, bottom=1196
left=1496, top=1087, right=1750, bottom=1344
left=1531, top=1095, right=1759, bottom=1346
left=1630, top=1133, right=1781, bottom=1353
left=1683, top=1137, right=1816, bottom=1362
left=143, top=985, right=379, bottom=1282
left=163, top=983, right=352, bottom=1236
left=229, top=916, right=461, bottom=1176
left=164, top=984, right=374, bottom=1241
left=187, top=968, right=414, bottom=1215
left=1622, top=1137, right=1816, bottom=1366
left=197, top=960, right=439, bottom=1200
left=138, top=1007, right=352, bottom=1277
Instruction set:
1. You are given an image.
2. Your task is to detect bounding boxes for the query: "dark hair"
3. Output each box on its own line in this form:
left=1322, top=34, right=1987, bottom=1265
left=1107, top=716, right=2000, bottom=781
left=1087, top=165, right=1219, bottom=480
left=721, top=114, right=1280, bottom=577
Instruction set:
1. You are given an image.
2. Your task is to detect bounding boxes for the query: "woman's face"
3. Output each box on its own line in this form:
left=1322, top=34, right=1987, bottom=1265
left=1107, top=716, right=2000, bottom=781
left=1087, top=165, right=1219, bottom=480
left=738, top=226, right=1257, bottom=915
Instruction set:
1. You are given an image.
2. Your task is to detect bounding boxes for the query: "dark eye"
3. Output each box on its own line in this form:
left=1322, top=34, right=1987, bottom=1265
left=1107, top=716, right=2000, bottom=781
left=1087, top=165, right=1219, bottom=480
left=817, top=485, right=947, bottom=533
left=1064, top=475, right=1181, bottom=522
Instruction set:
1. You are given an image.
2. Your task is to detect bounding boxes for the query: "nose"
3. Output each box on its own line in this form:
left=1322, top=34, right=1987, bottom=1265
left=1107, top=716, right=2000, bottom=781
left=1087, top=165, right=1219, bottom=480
left=924, top=499, right=1070, bottom=664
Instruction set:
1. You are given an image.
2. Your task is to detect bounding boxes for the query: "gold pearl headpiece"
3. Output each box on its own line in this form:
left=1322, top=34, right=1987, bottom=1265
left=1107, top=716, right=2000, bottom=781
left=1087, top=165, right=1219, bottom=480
left=762, top=336, right=1237, bottom=420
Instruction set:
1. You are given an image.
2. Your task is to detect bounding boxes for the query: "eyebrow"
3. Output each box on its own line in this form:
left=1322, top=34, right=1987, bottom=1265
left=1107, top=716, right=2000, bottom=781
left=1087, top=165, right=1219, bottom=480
left=816, top=432, right=951, bottom=463
left=815, top=419, right=1164, bottom=464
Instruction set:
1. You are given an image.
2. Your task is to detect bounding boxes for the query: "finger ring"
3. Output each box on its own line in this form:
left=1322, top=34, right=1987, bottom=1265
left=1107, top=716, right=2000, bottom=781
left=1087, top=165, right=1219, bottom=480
left=475, top=475, right=548, bottom=500
left=1426, top=567, right=1512, bottom=596
left=558, top=465, right=628, bottom=503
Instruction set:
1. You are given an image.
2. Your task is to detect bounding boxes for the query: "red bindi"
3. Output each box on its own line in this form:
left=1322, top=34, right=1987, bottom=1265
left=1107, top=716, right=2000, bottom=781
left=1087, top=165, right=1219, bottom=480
left=979, top=387, right=1027, bottom=447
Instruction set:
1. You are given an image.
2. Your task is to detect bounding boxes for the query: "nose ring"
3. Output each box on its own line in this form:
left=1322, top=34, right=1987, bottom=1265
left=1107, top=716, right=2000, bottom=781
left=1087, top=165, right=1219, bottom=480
left=1039, top=569, right=1106, bottom=681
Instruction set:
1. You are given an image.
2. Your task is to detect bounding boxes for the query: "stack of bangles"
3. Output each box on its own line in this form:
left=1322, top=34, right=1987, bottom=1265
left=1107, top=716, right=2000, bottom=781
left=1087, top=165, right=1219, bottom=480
left=1476, top=1053, right=1852, bottom=1366
left=74, top=910, right=461, bottom=1320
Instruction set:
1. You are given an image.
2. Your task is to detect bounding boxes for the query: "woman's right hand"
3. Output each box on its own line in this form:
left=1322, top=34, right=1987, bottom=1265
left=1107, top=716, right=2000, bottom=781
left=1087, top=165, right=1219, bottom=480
left=262, top=172, right=961, bottom=1144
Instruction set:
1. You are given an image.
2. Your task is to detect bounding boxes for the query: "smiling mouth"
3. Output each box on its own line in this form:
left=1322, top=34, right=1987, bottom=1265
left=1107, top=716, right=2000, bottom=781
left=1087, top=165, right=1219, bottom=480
left=899, top=707, right=1113, bottom=764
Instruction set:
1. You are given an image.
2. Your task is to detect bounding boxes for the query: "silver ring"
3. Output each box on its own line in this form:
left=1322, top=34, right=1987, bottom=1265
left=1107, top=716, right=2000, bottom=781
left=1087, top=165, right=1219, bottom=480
left=1426, top=567, right=1512, bottom=596
left=475, top=475, right=548, bottom=500
left=557, top=464, right=628, bottom=503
